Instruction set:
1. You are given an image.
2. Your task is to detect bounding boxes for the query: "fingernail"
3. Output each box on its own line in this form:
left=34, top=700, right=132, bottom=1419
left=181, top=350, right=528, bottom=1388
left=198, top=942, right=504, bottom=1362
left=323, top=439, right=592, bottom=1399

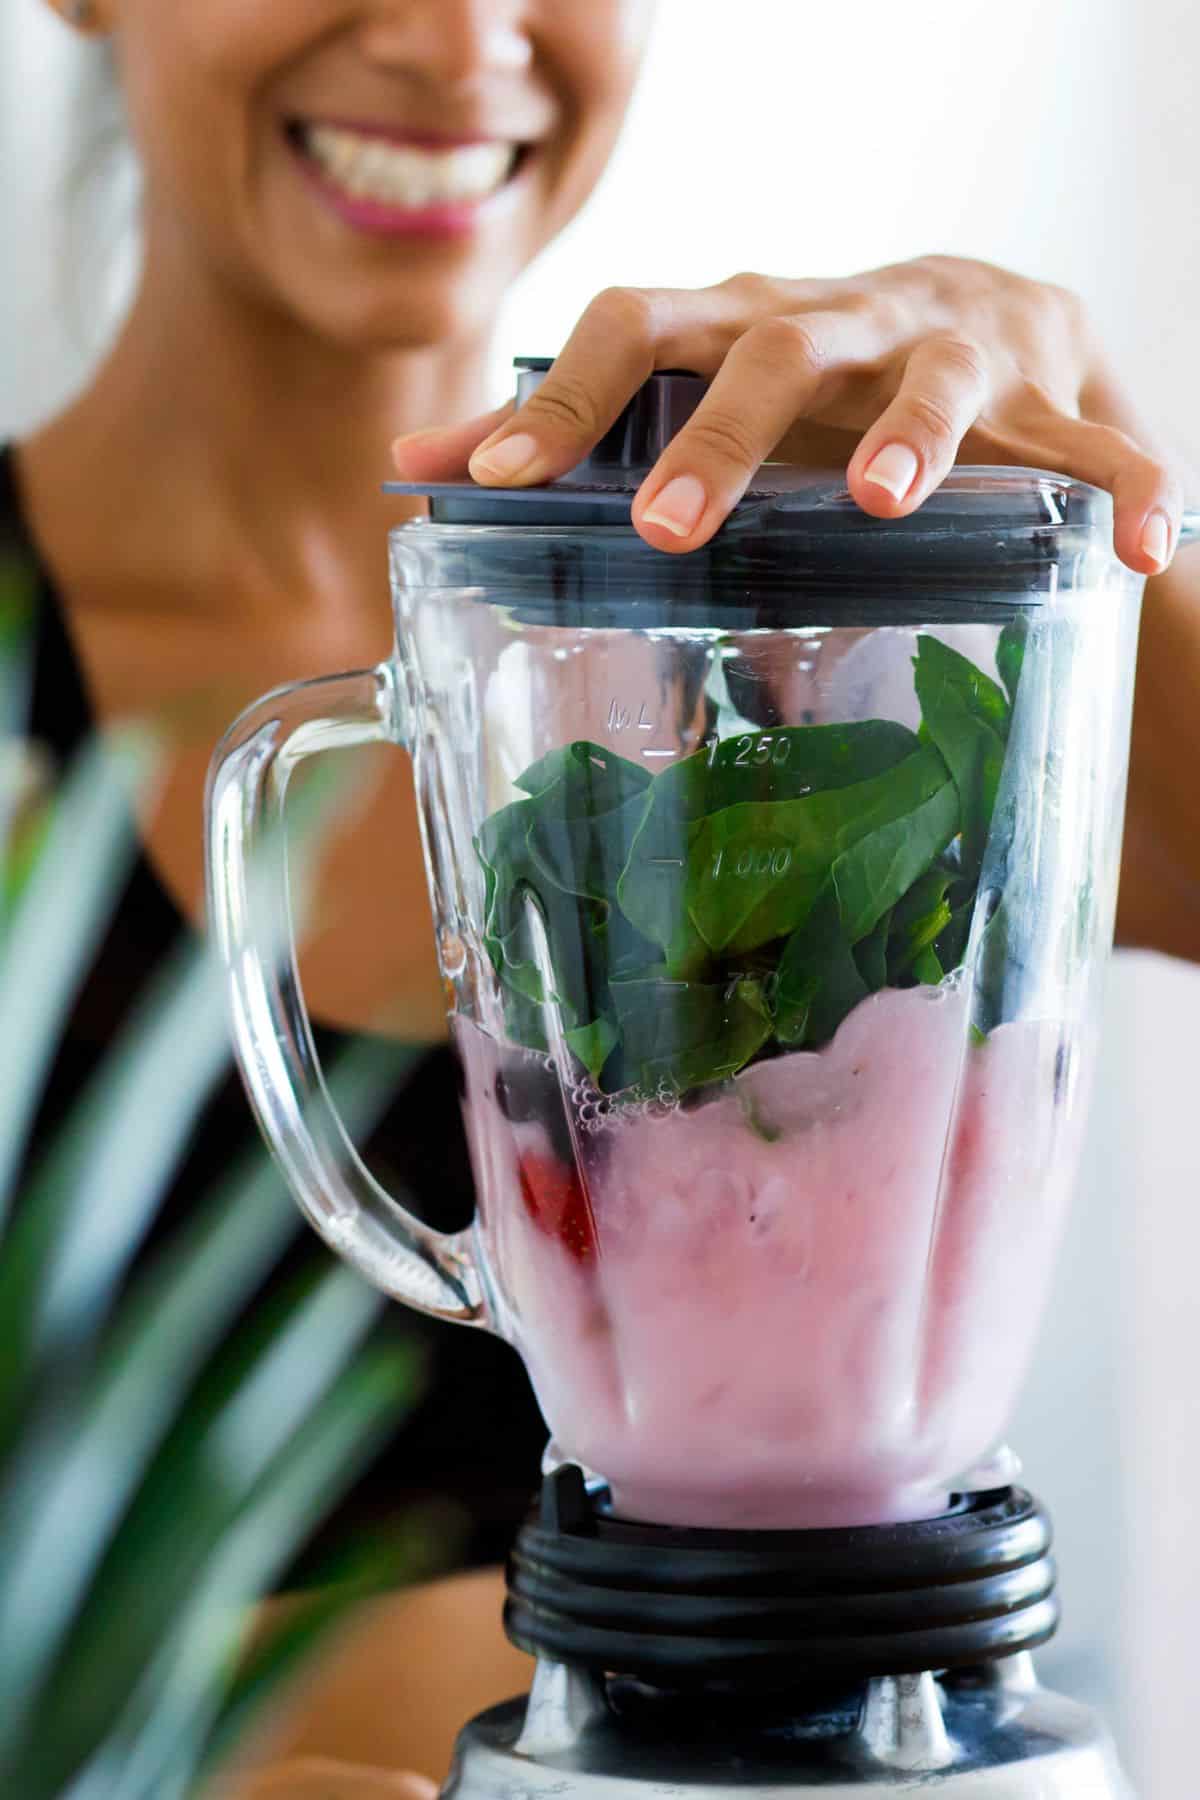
left=1141, top=510, right=1171, bottom=570
left=641, top=473, right=708, bottom=537
left=863, top=442, right=920, bottom=502
left=469, top=431, right=540, bottom=483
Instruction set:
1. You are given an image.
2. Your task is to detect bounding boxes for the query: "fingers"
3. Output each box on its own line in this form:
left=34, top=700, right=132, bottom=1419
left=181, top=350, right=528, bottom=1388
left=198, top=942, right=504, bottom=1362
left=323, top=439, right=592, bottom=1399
left=631, top=310, right=887, bottom=552
left=466, top=288, right=667, bottom=487
left=462, top=281, right=756, bottom=489
left=846, top=335, right=991, bottom=518
left=390, top=403, right=513, bottom=483
left=1008, top=412, right=1183, bottom=576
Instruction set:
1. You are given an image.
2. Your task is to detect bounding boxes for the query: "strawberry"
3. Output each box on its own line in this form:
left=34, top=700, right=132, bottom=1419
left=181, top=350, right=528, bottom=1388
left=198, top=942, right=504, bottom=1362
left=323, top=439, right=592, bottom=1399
left=517, top=1150, right=597, bottom=1264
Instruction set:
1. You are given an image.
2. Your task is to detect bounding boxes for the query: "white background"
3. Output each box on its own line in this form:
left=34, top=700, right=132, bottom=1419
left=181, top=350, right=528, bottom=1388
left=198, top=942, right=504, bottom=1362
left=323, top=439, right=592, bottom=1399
left=4, top=0, right=1200, bottom=1790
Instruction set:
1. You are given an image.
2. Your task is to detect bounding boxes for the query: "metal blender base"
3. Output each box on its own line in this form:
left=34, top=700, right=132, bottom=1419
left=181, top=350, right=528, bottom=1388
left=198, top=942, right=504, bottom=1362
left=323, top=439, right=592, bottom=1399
left=444, top=1657, right=1131, bottom=1798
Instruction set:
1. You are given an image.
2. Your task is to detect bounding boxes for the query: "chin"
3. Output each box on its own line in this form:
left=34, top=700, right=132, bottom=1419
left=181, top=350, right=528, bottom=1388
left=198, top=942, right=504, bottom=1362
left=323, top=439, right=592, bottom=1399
left=273, top=257, right=519, bottom=358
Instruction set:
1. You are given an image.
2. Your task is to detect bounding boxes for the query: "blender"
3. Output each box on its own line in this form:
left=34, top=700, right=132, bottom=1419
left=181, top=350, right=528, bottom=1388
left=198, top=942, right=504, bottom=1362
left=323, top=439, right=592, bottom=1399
left=207, top=361, right=1150, bottom=1794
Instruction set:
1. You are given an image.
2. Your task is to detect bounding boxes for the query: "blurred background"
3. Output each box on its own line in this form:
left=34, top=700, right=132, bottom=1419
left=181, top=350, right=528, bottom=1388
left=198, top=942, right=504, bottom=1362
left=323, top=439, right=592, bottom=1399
left=3, top=0, right=1198, bottom=1791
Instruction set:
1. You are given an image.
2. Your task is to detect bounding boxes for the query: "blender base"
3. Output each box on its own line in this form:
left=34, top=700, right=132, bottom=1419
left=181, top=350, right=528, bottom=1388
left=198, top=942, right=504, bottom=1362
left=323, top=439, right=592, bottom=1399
left=462, top=1470, right=1132, bottom=1794
left=443, top=1656, right=1131, bottom=1797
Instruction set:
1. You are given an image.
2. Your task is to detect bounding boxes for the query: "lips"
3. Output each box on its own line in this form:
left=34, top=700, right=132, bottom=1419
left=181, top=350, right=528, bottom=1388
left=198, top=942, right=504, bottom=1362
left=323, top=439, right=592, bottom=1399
left=288, top=119, right=524, bottom=220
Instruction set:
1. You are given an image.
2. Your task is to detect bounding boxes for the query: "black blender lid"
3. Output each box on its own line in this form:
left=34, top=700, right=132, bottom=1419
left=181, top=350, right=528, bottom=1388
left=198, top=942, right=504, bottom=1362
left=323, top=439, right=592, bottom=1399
left=385, top=357, right=1113, bottom=539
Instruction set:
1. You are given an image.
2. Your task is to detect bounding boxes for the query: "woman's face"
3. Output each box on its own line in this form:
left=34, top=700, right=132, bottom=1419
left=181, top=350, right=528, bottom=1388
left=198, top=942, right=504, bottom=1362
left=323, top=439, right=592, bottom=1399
left=102, top=0, right=653, bottom=350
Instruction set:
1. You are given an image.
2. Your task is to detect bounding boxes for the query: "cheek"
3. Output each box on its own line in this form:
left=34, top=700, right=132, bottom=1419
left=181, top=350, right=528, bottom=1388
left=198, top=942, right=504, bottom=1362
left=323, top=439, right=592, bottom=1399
left=567, top=0, right=654, bottom=119
left=536, top=3, right=653, bottom=207
left=112, top=1, right=338, bottom=217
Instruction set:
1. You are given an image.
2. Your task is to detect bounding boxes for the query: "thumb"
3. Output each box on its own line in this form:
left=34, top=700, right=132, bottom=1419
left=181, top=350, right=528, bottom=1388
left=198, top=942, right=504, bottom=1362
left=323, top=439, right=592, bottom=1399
left=391, top=403, right=515, bottom=484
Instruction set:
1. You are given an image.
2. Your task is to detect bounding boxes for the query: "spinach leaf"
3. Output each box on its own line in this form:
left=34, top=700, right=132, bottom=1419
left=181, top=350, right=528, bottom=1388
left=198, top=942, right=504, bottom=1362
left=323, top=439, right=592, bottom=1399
left=476, top=742, right=658, bottom=1034
left=886, top=867, right=954, bottom=981
left=607, top=972, right=773, bottom=1095
left=475, top=633, right=1020, bottom=1097
left=912, top=634, right=1009, bottom=879
left=933, top=893, right=975, bottom=973
left=854, top=908, right=893, bottom=992
left=564, top=1016, right=620, bottom=1087
left=617, top=721, right=919, bottom=972
left=686, top=746, right=955, bottom=957
left=775, top=887, right=869, bottom=1047
left=996, top=617, right=1028, bottom=710
left=911, top=944, right=945, bottom=986
left=516, top=739, right=650, bottom=806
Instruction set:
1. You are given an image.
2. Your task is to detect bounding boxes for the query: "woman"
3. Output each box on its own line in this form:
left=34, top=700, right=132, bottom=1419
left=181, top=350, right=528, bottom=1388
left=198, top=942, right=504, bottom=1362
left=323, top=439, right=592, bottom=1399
left=8, top=1, right=1198, bottom=1792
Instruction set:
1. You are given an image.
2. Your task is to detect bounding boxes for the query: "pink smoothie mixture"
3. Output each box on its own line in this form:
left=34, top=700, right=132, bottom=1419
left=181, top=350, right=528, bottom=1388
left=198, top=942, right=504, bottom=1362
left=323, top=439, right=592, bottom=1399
left=454, top=984, right=1083, bottom=1530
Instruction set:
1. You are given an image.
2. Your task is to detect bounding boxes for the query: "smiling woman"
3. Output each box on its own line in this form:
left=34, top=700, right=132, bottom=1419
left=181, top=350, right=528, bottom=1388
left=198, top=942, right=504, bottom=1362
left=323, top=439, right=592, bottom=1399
left=101, top=0, right=645, bottom=349
left=4, top=0, right=1200, bottom=1791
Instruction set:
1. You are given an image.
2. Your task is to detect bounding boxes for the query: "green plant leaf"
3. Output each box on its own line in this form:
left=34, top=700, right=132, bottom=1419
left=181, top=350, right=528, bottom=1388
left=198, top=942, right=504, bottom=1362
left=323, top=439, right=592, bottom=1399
left=607, top=972, right=772, bottom=1094
left=853, top=908, right=893, bottom=992
left=0, top=1267, right=407, bottom=1795
left=0, top=735, right=147, bottom=1223
left=476, top=643, right=1015, bottom=1097
left=934, top=895, right=975, bottom=972
left=912, top=943, right=946, bottom=986
left=886, top=867, right=954, bottom=981
left=912, top=634, right=1009, bottom=879
left=829, top=764, right=960, bottom=943
left=477, top=746, right=659, bottom=1040
left=775, top=886, right=869, bottom=1046
left=686, top=746, right=956, bottom=957
left=616, top=721, right=919, bottom=972
left=996, top=616, right=1029, bottom=708
left=564, top=1015, right=619, bottom=1086
left=0, top=1037, right=409, bottom=1739
left=49, top=1347, right=414, bottom=1800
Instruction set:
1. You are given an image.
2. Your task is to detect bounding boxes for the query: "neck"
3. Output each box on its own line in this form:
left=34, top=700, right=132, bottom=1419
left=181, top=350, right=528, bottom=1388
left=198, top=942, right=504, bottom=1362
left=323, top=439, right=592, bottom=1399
left=26, top=216, right=493, bottom=614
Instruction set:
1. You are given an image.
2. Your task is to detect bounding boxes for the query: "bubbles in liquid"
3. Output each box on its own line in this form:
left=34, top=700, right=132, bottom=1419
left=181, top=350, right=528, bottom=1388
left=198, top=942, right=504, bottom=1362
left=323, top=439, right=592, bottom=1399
left=570, top=1076, right=616, bottom=1136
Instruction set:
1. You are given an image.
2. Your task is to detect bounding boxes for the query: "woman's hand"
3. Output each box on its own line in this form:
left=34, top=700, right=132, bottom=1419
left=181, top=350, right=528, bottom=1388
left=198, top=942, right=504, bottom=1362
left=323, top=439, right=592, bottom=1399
left=392, top=257, right=1183, bottom=576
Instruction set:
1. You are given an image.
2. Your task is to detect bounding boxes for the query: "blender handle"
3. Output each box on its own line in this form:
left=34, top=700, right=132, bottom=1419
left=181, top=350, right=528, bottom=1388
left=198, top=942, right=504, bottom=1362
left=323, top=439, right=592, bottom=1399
left=205, top=662, right=484, bottom=1325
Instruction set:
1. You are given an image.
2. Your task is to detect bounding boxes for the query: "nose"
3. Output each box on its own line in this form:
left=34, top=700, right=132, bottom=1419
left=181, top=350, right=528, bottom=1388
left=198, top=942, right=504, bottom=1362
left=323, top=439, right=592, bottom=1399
left=357, top=0, right=534, bottom=86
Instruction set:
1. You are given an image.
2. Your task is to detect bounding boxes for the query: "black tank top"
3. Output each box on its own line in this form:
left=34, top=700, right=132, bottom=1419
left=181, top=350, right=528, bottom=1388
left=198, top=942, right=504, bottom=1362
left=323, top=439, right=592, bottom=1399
left=1, top=445, right=546, bottom=1572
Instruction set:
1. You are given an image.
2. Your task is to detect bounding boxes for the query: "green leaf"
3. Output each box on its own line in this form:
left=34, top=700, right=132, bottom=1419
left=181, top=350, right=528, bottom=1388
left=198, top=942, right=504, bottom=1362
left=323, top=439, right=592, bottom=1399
left=830, top=767, right=960, bottom=941
left=996, top=616, right=1029, bottom=709
left=476, top=745, right=658, bottom=1039
left=0, top=1268, right=401, bottom=1793
left=0, top=1038, right=407, bottom=1735
left=775, top=886, right=869, bottom=1047
left=608, top=972, right=772, bottom=1094
left=853, top=908, right=893, bottom=992
left=911, top=944, right=945, bottom=986
left=913, top=634, right=1010, bottom=878
left=50, top=1346, right=413, bottom=1800
left=564, top=1015, right=619, bottom=1086
left=516, top=739, right=650, bottom=806
left=886, top=867, right=954, bottom=981
left=617, top=721, right=919, bottom=972
left=0, top=736, right=147, bottom=1223
left=686, top=746, right=956, bottom=958
left=934, top=893, right=975, bottom=973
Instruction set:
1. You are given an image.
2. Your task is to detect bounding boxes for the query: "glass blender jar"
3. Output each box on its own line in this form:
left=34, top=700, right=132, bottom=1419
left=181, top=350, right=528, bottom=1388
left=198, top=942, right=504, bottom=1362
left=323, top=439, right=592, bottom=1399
left=206, top=364, right=1148, bottom=1793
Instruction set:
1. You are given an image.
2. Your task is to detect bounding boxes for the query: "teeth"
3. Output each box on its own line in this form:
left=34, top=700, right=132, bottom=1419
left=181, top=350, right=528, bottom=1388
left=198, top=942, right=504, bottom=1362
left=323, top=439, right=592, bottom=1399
left=304, top=126, right=516, bottom=207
